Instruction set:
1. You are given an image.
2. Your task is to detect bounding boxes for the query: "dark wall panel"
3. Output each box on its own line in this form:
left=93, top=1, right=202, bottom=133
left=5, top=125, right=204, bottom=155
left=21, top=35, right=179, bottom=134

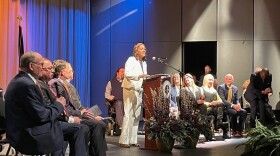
left=90, top=0, right=111, bottom=114
left=144, top=0, right=181, bottom=42
left=111, top=0, right=144, bottom=42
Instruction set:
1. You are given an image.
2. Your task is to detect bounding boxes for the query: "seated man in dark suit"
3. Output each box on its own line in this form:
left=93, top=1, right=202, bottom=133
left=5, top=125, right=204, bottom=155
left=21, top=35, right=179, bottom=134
left=218, top=74, right=247, bottom=137
left=37, top=58, right=88, bottom=156
left=4, top=52, right=86, bottom=155
left=50, top=60, right=107, bottom=156
left=105, top=67, right=125, bottom=135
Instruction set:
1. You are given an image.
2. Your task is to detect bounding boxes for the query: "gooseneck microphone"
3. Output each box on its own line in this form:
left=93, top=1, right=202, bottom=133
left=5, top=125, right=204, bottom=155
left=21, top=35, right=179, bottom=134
left=152, top=57, right=167, bottom=61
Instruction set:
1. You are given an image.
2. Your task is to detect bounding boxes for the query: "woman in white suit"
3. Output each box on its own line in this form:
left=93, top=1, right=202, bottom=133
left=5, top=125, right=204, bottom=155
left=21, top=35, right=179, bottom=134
left=119, top=43, right=148, bottom=148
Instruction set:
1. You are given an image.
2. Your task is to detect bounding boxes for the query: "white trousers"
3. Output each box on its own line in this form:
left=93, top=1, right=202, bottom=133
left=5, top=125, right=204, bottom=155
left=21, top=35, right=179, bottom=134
left=119, top=88, right=142, bottom=145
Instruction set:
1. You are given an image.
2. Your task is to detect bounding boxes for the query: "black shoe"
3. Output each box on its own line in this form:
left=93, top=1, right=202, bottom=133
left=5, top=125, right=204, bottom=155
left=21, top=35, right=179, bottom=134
left=274, top=120, right=280, bottom=125
left=113, top=128, right=121, bottom=136
left=207, top=138, right=217, bottom=141
left=223, top=133, right=231, bottom=139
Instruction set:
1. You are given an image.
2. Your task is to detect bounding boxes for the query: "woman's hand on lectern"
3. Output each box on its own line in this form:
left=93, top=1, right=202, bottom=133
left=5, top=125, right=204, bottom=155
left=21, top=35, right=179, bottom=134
left=139, top=74, right=149, bottom=78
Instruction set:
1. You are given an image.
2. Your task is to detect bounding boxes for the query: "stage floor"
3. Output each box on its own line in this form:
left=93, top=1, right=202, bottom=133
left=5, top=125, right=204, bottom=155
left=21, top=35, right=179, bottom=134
left=106, top=133, right=248, bottom=156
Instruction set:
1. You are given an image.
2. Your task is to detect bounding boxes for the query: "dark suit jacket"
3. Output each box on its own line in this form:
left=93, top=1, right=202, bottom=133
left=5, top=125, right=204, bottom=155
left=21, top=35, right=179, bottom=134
left=244, top=73, right=272, bottom=102
left=217, top=83, right=239, bottom=109
left=37, top=79, right=67, bottom=122
left=37, top=79, right=56, bottom=106
left=5, top=72, right=64, bottom=155
left=65, top=81, right=84, bottom=110
left=49, top=78, right=82, bottom=117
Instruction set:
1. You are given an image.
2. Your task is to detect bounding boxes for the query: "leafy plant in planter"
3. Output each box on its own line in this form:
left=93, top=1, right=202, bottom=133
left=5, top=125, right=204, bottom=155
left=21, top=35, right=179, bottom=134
left=239, top=120, right=280, bottom=156
left=145, top=87, right=188, bottom=152
left=179, top=88, right=213, bottom=148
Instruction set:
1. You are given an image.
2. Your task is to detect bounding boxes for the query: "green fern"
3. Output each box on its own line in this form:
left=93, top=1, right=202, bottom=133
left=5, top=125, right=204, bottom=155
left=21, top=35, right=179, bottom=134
left=272, top=126, right=280, bottom=135
left=240, top=120, right=280, bottom=156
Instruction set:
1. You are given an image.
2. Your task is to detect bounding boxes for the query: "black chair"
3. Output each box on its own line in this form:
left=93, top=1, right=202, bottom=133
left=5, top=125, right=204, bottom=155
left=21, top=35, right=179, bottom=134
left=0, top=88, right=17, bottom=156
left=105, top=99, right=118, bottom=136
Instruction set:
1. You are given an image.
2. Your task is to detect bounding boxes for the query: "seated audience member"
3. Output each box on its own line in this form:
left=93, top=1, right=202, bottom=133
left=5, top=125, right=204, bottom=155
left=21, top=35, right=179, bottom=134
left=181, top=73, right=214, bottom=141
left=242, top=79, right=251, bottom=110
left=50, top=60, right=107, bottom=156
left=5, top=52, right=85, bottom=155
left=105, top=67, right=125, bottom=134
left=170, top=73, right=180, bottom=116
left=201, top=74, right=230, bottom=139
left=218, top=74, right=247, bottom=137
left=37, top=58, right=87, bottom=156
left=198, top=65, right=219, bottom=89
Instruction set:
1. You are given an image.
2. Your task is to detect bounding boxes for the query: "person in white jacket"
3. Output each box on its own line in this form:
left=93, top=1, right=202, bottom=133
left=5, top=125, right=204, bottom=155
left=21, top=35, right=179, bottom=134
left=119, top=43, right=148, bottom=148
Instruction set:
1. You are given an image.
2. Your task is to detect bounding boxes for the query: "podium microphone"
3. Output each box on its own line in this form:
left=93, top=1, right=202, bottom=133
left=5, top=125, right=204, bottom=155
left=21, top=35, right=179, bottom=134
left=152, top=57, right=167, bottom=61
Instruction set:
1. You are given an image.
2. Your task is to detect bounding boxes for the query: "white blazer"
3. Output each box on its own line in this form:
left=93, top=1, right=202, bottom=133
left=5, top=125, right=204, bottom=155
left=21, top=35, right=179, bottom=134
left=122, top=56, right=147, bottom=91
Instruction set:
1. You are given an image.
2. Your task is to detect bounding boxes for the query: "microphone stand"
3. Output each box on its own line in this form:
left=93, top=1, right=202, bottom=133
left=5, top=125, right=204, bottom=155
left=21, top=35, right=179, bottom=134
left=156, top=59, right=186, bottom=114
left=155, top=58, right=202, bottom=114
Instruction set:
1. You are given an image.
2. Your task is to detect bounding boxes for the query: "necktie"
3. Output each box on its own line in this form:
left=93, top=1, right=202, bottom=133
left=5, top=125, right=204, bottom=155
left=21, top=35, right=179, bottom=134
left=227, top=86, right=232, bottom=103
left=62, top=82, right=73, bottom=118
left=35, top=81, right=43, bottom=94
left=62, top=82, right=71, bottom=98
left=48, top=85, right=57, bottom=97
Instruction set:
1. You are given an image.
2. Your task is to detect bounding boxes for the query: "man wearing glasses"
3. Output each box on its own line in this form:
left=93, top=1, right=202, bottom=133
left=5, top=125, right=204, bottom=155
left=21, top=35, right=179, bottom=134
left=5, top=52, right=86, bottom=155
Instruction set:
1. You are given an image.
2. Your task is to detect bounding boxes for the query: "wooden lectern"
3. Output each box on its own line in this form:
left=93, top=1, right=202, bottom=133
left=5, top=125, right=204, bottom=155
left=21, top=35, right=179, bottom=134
left=142, top=74, right=171, bottom=150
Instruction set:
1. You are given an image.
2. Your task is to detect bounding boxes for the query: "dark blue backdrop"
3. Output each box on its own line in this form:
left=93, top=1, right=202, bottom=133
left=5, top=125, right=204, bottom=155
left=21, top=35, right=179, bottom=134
left=20, top=0, right=146, bottom=116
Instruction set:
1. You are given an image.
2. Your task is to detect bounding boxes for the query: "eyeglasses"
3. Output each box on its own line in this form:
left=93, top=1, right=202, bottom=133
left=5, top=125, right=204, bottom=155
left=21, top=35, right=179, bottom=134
left=31, top=62, right=43, bottom=67
left=42, top=66, right=54, bottom=71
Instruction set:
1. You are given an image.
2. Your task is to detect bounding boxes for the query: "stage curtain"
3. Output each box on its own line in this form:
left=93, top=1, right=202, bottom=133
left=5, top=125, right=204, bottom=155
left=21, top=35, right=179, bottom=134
left=0, top=0, right=20, bottom=92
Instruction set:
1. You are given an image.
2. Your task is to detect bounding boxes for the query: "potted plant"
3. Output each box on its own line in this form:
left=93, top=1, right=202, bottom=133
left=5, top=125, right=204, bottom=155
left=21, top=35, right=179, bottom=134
left=180, top=109, right=212, bottom=148
left=145, top=108, right=188, bottom=152
left=145, top=87, right=188, bottom=153
left=239, top=120, right=280, bottom=156
left=179, top=88, right=213, bottom=148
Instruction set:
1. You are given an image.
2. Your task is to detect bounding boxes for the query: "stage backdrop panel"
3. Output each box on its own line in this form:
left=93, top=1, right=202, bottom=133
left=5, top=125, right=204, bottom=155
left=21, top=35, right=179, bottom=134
left=254, top=0, right=280, bottom=40
left=110, top=43, right=137, bottom=76
left=217, top=41, right=253, bottom=93
left=182, top=0, right=217, bottom=41
left=144, top=0, right=181, bottom=42
left=111, top=0, right=144, bottom=42
left=90, top=0, right=112, bottom=112
left=217, top=0, right=253, bottom=41
left=145, top=42, right=182, bottom=75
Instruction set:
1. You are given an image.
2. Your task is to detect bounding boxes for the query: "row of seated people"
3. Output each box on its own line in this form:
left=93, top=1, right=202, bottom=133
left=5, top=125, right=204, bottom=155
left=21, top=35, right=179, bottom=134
left=171, top=67, right=279, bottom=140
left=4, top=52, right=107, bottom=156
left=170, top=73, right=247, bottom=140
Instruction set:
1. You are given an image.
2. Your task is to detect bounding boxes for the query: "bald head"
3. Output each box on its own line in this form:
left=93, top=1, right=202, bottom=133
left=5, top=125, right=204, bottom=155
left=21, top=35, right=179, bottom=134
left=20, top=51, right=43, bottom=78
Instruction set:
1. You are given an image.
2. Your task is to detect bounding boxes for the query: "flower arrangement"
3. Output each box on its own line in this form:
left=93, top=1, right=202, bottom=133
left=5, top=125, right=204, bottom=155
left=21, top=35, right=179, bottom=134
left=145, top=107, right=188, bottom=147
left=144, top=87, right=188, bottom=147
left=145, top=86, right=212, bottom=149
left=180, top=109, right=212, bottom=147
left=179, top=88, right=213, bottom=146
